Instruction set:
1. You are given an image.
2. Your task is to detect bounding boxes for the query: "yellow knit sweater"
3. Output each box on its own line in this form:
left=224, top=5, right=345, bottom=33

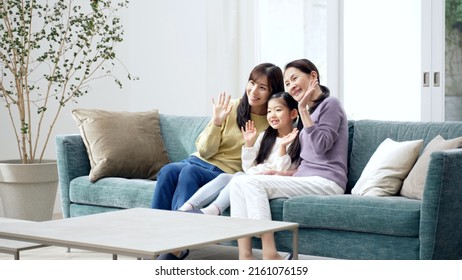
left=192, top=99, right=268, bottom=173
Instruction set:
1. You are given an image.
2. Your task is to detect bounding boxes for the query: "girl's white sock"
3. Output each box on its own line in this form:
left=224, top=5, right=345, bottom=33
left=200, top=204, right=220, bottom=215
left=178, top=202, right=194, bottom=211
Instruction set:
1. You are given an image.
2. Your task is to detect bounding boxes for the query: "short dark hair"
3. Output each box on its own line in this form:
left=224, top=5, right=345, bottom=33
left=285, top=59, right=330, bottom=114
left=285, top=58, right=321, bottom=83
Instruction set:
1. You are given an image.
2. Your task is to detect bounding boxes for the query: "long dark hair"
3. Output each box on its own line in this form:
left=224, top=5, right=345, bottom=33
left=284, top=59, right=330, bottom=114
left=236, top=63, right=284, bottom=129
left=255, top=92, right=301, bottom=165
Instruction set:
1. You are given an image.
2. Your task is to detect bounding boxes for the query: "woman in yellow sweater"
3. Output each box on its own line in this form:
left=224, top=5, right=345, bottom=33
left=151, top=63, right=284, bottom=212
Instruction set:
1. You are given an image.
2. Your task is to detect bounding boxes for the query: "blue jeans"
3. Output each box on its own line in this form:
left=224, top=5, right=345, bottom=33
left=151, top=155, right=225, bottom=210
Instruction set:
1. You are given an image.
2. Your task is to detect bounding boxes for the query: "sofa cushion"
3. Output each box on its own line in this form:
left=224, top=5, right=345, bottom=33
left=159, top=115, right=210, bottom=163
left=69, top=176, right=155, bottom=209
left=401, top=135, right=462, bottom=199
left=283, top=195, right=421, bottom=237
left=72, top=109, right=170, bottom=182
left=347, top=120, right=462, bottom=193
left=351, top=138, right=423, bottom=196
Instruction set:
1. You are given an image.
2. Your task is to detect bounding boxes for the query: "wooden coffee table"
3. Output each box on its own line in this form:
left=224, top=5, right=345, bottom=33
left=0, top=208, right=299, bottom=260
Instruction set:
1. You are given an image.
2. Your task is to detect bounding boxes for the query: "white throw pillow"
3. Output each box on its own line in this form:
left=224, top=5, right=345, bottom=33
left=352, top=138, right=423, bottom=196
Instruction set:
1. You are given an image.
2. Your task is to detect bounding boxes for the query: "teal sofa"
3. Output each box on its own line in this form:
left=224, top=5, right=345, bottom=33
left=56, top=115, right=462, bottom=259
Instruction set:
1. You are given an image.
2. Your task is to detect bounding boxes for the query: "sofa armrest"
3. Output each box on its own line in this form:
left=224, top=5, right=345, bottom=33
left=55, top=134, right=91, bottom=218
left=420, top=148, right=462, bottom=259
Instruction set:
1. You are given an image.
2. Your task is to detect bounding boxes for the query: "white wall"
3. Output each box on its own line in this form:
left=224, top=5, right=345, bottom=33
left=0, top=0, right=229, bottom=217
left=127, top=1, right=210, bottom=115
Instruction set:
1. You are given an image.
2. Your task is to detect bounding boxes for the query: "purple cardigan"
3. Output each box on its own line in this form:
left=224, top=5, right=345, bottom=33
left=294, top=96, right=349, bottom=191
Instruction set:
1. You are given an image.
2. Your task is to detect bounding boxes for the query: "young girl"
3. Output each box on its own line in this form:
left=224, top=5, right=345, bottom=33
left=229, top=58, right=349, bottom=260
left=179, top=92, right=301, bottom=215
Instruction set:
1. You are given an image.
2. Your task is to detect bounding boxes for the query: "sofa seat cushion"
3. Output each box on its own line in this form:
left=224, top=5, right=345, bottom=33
left=69, top=176, right=155, bottom=209
left=283, top=195, right=421, bottom=237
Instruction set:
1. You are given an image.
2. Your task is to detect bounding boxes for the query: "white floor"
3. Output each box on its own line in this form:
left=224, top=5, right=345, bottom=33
left=0, top=244, right=327, bottom=260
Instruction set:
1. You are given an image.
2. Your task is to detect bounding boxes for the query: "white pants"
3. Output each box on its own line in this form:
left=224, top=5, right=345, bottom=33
left=229, top=175, right=344, bottom=221
left=187, top=173, right=244, bottom=214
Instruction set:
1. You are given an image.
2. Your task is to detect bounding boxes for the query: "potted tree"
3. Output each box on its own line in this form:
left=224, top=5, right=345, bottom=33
left=0, top=0, right=132, bottom=220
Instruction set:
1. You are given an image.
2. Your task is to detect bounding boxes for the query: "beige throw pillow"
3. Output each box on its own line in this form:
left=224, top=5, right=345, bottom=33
left=72, top=109, right=170, bottom=182
left=400, top=135, right=462, bottom=199
left=352, top=138, right=423, bottom=196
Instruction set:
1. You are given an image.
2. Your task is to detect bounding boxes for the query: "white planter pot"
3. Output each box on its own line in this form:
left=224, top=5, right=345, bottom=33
left=0, top=160, right=58, bottom=221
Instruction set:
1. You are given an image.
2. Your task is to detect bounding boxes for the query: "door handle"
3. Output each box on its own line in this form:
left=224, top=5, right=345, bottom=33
left=433, top=72, right=440, bottom=87
left=423, top=72, right=430, bottom=87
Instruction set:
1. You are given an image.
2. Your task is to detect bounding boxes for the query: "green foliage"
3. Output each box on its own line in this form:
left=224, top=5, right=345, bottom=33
left=446, top=0, right=462, bottom=32
left=446, top=0, right=462, bottom=97
left=0, top=0, right=133, bottom=163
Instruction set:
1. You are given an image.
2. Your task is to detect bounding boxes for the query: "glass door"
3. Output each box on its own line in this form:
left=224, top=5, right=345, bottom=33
left=342, top=0, right=425, bottom=121
left=445, top=0, right=462, bottom=120
left=343, top=0, right=462, bottom=122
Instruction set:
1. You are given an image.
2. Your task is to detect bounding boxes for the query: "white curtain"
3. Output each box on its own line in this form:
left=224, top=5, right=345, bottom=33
left=206, top=0, right=257, bottom=101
